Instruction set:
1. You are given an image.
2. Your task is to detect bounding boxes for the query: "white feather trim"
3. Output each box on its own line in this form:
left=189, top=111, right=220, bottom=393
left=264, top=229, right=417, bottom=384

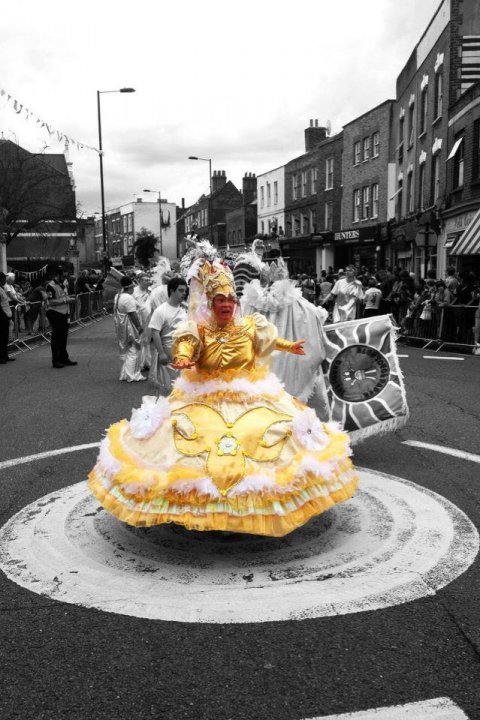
left=129, top=395, right=171, bottom=439
left=97, top=437, right=122, bottom=477
left=297, top=456, right=336, bottom=480
left=174, top=372, right=284, bottom=398
left=292, top=409, right=329, bottom=451
left=169, top=476, right=221, bottom=498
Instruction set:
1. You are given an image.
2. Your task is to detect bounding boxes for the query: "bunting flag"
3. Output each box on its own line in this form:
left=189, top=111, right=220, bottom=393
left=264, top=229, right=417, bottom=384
left=322, top=314, right=409, bottom=442
left=0, top=88, right=98, bottom=153
left=7, top=263, right=49, bottom=280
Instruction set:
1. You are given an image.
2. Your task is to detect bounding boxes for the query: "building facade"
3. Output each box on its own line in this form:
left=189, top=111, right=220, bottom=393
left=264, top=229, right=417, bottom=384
left=94, top=198, right=177, bottom=267
left=339, top=100, right=394, bottom=272
left=282, top=122, right=343, bottom=276
left=257, top=166, right=286, bottom=239
left=225, top=173, right=257, bottom=250
left=184, top=171, right=243, bottom=248
left=391, top=0, right=480, bottom=278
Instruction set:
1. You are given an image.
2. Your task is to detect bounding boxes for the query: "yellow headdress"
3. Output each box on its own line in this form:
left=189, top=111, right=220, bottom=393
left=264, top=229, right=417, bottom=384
left=199, top=259, right=236, bottom=302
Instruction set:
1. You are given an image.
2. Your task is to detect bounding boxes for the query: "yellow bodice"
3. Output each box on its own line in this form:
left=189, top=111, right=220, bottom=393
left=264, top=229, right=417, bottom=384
left=173, top=314, right=295, bottom=376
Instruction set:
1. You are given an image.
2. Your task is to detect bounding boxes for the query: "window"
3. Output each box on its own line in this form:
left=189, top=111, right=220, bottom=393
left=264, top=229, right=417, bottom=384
left=260, top=186, right=265, bottom=209
left=325, top=202, right=333, bottom=230
left=273, top=181, right=278, bottom=205
left=294, top=215, right=300, bottom=236
left=434, top=71, right=443, bottom=119
left=418, top=163, right=425, bottom=209
left=408, top=103, right=415, bottom=147
left=325, top=158, right=334, bottom=189
left=310, top=208, right=317, bottom=233
left=311, top=167, right=318, bottom=194
left=398, top=116, right=405, bottom=164
left=473, top=120, right=480, bottom=180
left=354, top=141, right=361, bottom=165
left=406, top=171, right=414, bottom=213
left=362, top=186, right=370, bottom=219
left=453, top=136, right=465, bottom=189
left=371, top=183, right=379, bottom=217
left=372, top=132, right=380, bottom=157
left=301, top=171, right=307, bottom=198
left=420, top=88, right=428, bottom=135
left=267, top=182, right=271, bottom=207
left=396, top=180, right=403, bottom=220
left=353, top=189, right=361, bottom=222
left=260, top=221, right=264, bottom=235
left=432, top=153, right=441, bottom=203
left=363, top=137, right=370, bottom=161
left=292, top=175, right=298, bottom=201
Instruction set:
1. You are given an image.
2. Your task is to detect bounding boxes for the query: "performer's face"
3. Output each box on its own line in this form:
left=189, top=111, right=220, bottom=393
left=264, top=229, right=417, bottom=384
left=212, top=294, right=236, bottom=324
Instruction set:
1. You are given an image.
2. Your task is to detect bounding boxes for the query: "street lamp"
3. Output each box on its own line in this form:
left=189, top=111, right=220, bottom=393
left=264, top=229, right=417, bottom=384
left=143, top=189, right=163, bottom=255
left=188, top=156, right=213, bottom=242
left=97, top=87, right=135, bottom=274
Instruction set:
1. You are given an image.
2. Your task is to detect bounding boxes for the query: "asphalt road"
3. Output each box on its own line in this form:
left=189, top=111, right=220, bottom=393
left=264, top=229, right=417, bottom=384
left=1, top=318, right=480, bottom=720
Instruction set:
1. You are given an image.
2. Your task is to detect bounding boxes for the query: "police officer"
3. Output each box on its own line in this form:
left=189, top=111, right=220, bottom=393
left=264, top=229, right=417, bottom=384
left=46, top=266, right=77, bottom=368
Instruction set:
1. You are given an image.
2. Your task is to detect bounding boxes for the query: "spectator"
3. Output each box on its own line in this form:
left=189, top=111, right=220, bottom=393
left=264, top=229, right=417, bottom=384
left=46, top=267, right=77, bottom=368
left=25, top=279, right=47, bottom=334
left=0, top=272, right=14, bottom=363
left=75, top=269, right=95, bottom=319
left=133, top=271, right=153, bottom=371
left=301, top=274, right=316, bottom=304
left=318, top=270, right=332, bottom=306
left=445, top=266, right=459, bottom=298
left=148, top=271, right=175, bottom=313
left=363, top=277, right=383, bottom=317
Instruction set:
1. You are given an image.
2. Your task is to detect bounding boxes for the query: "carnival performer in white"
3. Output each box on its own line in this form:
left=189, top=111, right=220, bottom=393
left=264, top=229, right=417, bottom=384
left=113, top=276, right=146, bottom=382
left=132, top=271, right=152, bottom=371
left=148, top=277, right=188, bottom=395
left=324, top=264, right=364, bottom=322
left=241, top=256, right=330, bottom=420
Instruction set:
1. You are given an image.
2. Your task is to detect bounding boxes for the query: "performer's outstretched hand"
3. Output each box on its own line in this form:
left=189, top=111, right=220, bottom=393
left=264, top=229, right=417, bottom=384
left=292, top=340, right=306, bottom=355
left=171, top=359, right=196, bottom=369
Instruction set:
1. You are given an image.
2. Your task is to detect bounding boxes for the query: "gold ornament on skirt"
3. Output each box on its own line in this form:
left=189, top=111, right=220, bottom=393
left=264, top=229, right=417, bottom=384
left=172, top=404, right=292, bottom=495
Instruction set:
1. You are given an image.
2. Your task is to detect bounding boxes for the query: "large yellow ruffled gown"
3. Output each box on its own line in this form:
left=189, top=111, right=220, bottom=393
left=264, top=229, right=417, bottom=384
left=89, top=313, right=358, bottom=536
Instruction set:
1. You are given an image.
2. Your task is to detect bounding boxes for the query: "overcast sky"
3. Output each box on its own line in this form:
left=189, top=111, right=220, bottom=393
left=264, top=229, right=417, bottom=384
left=0, top=0, right=441, bottom=217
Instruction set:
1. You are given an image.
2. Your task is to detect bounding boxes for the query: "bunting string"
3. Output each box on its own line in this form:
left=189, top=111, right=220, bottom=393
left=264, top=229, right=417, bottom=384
left=7, top=263, right=49, bottom=280
left=0, top=88, right=99, bottom=154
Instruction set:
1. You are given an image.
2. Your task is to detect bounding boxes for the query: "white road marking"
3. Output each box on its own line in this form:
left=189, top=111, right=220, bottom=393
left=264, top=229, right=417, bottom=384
left=397, top=354, right=409, bottom=357
left=403, top=440, right=480, bottom=465
left=423, top=356, right=464, bottom=360
left=0, top=443, right=100, bottom=471
left=306, top=696, right=469, bottom=719
left=0, top=468, right=477, bottom=623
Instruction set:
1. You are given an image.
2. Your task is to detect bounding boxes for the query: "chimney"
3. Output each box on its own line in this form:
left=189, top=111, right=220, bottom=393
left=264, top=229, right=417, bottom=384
left=211, top=169, right=227, bottom=194
left=242, top=172, right=256, bottom=205
left=305, top=119, right=327, bottom=151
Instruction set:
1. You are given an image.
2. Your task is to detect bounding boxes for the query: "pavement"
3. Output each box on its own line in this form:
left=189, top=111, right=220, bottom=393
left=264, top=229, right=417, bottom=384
left=1, top=317, right=480, bottom=720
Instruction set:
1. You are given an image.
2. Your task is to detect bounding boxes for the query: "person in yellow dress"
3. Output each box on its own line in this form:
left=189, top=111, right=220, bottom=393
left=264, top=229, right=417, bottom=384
left=88, top=255, right=358, bottom=537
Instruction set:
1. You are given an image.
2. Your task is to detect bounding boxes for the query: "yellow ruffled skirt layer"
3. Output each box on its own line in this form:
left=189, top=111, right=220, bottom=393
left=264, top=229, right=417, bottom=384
left=88, top=375, right=359, bottom=537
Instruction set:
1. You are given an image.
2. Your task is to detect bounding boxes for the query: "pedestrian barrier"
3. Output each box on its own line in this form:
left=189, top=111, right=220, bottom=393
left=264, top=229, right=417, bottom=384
left=8, top=291, right=110, bottom=354
left=398, top=303, right=478, bottom=353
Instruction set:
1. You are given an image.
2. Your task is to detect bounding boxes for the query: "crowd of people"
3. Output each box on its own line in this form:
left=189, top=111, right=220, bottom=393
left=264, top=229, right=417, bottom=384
left=291, top=264, right=480, bottom=348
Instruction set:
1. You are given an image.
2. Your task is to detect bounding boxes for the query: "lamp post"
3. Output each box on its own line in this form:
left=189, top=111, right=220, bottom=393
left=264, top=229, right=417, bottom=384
left=143, top=189, right=163, bottom=255
left=188, top=156, right=213, bottom=242
left=97, top=87, right=135, bottom=274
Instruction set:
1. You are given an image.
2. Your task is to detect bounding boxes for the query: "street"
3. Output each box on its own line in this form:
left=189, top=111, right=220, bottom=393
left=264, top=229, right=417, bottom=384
left=1, top=317, right=480, bottom=720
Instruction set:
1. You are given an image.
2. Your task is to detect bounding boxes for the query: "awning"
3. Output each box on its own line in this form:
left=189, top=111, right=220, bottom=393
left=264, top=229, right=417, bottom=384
left=450, top=207, right=480, bottom=255
left=447, top=136, right=463, bottom=160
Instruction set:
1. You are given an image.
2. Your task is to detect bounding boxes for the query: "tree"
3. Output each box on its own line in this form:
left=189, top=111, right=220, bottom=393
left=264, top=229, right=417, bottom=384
left=0, top=140, right=75, bottom=247
left=133, top=227, right=159, bottom=268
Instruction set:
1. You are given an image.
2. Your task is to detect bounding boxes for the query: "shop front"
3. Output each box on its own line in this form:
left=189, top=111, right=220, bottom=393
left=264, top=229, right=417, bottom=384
left=444, top=206, right=480, bottom=276
left=279, top=236, right=319, bottom=276
left=323, top=225, right=386, bottom=273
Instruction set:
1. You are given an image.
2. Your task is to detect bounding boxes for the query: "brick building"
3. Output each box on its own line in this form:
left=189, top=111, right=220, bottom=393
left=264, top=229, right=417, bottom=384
left=338, top=100, right=394, bottom=272
left=391, top=0, right=480, bottom=278
left=282, top=121, right=343, bottom=275
left=184, top=171, right=243, bottom=248
left=225, top=173, right=257, bottom=250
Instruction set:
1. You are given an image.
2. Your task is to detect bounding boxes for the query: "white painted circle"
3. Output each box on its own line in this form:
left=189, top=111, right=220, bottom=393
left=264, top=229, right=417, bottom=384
left=0, top=469, right=477, bottom=623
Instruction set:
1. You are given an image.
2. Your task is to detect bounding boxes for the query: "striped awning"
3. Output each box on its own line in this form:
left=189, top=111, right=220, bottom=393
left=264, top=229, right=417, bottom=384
left=450, top=207, right=480, bottom=255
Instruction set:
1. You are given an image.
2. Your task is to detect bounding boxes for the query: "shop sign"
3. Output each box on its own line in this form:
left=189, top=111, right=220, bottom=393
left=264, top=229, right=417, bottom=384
left=444, top=211, right=478, bottom=233
left=335, top=230, right=359, bottom=241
